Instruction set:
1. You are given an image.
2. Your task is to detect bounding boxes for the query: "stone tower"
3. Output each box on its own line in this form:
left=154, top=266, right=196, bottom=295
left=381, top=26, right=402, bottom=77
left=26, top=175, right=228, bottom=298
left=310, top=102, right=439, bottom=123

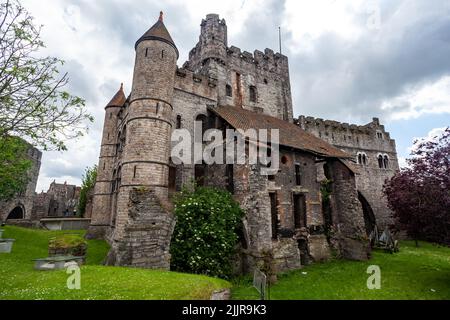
left=105, top=12, right=178, bottom=268
left=87, top=84, right=125, bottom=239
left=197, top=13, right=228, bottom=64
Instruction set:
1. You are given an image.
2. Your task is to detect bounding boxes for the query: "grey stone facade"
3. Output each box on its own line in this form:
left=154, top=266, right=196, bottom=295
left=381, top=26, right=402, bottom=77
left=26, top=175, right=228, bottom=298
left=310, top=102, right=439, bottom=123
left=296, top=116, right=399, bottom=231
left=87, top=12, right=398, bottom=273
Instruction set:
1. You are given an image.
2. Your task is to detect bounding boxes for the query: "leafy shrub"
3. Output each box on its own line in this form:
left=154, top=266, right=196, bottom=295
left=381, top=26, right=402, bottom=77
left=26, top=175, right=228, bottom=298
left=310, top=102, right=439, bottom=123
left=170, top=185, right=244, bottom=279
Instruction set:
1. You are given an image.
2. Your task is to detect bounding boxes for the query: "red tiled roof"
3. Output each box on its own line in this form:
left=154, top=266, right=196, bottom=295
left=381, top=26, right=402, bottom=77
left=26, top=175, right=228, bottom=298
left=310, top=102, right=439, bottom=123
left=106, top=84, right=126, bottom=108
left=209, top=105, right=352, bottom=159
left=135, top=12, right=179, bottom=58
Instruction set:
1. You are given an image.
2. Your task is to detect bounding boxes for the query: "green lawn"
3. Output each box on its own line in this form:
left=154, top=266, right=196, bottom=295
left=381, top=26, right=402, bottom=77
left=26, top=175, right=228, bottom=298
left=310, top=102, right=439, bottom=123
left=232, top=241, right=450, bottom=300
left=0, top=226, right=230, bottom=300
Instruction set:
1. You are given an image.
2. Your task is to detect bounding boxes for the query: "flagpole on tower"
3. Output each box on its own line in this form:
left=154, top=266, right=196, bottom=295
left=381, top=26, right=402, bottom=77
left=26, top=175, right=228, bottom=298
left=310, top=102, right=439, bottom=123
left=278, top=26, right=282, bottom=54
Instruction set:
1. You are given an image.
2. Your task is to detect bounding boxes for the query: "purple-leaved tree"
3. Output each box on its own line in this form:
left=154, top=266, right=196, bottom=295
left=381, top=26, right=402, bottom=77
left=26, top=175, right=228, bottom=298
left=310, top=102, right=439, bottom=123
left=383, top=127, right=450, bottom=246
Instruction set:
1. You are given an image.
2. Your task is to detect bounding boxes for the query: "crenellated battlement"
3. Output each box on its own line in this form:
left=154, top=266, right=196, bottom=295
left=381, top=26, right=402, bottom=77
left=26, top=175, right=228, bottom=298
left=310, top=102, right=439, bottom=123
left=174, top=67, right=217, bottom=100
left=296, top=115, right=397, bottom=151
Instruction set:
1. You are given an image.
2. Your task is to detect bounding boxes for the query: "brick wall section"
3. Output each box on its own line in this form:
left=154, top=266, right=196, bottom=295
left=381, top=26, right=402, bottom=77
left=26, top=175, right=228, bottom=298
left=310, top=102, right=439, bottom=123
left=327, top=160, right=370, bottom=260
left=106, top=188, right=175, bottom=269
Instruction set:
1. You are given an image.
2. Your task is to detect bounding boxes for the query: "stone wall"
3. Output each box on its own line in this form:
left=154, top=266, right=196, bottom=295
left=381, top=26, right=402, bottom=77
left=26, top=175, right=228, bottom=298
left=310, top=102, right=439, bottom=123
left=326, top=160, right=370, bottom=260
left=106, top=188, right=175, bottom=269
left=297, top=116, right=399, bottom=230
left=0, top=143, right=41, bottom=222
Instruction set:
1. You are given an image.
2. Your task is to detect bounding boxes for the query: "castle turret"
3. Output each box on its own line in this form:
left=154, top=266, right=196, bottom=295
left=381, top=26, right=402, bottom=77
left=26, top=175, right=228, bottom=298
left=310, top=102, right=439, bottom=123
left=112, top=12, right=178, bottom=243
left=87, top=84, right=125, bottom=239
left=189, top=13, right=227, bottom=68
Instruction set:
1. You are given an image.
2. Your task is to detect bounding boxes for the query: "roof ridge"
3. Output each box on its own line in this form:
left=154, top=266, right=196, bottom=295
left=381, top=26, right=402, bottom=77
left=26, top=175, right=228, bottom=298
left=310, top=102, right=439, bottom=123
left=209, top=105, right=352, bottom=160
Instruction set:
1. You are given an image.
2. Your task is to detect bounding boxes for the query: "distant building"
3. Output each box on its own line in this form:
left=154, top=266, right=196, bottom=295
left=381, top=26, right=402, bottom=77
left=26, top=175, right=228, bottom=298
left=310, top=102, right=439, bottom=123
left=31, top=181, right=81, bottom=220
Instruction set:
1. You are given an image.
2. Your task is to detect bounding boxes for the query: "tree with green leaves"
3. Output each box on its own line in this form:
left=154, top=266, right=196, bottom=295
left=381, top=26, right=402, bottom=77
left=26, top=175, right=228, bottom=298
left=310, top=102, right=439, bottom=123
left=0, top=136, right=31, bottom=201
left=0, top=0, right=93, bottom=151
left=78, top=165, right=97, bottom=217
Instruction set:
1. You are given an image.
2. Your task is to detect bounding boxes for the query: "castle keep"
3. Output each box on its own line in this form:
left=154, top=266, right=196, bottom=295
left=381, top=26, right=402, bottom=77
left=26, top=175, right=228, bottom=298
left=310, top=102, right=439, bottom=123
left=87, top=13, right=399, bottom=272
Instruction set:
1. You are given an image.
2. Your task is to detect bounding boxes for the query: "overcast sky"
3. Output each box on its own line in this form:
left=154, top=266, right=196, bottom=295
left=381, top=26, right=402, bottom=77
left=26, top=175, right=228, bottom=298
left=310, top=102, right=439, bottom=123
left=20, top=0, right=450, bottom=192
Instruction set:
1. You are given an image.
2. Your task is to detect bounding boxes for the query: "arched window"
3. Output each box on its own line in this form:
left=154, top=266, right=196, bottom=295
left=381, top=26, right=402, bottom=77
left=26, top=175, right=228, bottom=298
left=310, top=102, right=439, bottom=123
left=362, top=154, right=367, bottom=165
left=383, top=155, right=389, bottom=169
left=358, top=153, right=362, bottom=164
left=249, top=86, right=257, bottom=102
left=226, top=84, right=232, bottom=97
left=378, top=155, right=383, bottom=169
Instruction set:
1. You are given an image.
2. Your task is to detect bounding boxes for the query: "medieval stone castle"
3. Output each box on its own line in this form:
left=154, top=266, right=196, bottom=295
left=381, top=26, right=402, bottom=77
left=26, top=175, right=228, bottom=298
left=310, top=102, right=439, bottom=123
left=82, top=12, right=398, bottom=273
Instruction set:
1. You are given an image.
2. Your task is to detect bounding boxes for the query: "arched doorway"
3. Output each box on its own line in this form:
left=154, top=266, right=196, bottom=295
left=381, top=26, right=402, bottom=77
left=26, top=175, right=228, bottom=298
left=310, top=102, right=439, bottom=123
left=7, top=206, right=24, bottom=220
left=358, top=192, right=376, bottom=236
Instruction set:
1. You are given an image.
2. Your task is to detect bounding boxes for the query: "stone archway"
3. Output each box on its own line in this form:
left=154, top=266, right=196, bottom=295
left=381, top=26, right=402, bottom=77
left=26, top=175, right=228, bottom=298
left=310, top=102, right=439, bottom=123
left=358, top=191, right=376, bottom=236
left=7, top=205, right=24, bottom=220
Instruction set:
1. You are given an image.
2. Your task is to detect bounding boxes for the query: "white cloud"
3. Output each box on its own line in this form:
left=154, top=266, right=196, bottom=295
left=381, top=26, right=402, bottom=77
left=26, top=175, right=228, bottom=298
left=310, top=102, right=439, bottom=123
left=14, top=0, right=450, bottom=191
left=381, top=76, right=450, bottom=120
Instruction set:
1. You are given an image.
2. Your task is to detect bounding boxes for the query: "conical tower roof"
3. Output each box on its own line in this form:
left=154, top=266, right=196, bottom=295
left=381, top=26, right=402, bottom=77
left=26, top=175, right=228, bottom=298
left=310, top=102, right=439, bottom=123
left=106, top=83, right=126, bottom=108
left=135, top=11, right=179, bottom=58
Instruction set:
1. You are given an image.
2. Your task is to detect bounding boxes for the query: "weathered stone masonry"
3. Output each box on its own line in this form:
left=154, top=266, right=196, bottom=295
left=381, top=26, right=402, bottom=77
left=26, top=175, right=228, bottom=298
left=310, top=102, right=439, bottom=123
left=88, top=12, right=398, bottom=273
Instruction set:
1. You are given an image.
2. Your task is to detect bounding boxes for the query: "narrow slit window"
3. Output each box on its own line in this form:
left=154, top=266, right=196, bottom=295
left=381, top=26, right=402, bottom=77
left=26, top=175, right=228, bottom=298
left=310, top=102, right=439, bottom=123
left=295, top=164, right=302, bottom=186
left=133, top=166, right=137, bottom=178
left=249, top=85, right=257, bottom=102
left=226, top=84, right=232, bottom=97
left=293, top=193, right=307, bottom=228
left=270, top=193, right=278, bottom=239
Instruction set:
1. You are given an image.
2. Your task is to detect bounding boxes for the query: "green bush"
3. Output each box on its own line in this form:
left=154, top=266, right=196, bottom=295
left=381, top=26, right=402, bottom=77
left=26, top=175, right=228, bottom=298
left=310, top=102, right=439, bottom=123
left=170, top=186, right=244, bottom=279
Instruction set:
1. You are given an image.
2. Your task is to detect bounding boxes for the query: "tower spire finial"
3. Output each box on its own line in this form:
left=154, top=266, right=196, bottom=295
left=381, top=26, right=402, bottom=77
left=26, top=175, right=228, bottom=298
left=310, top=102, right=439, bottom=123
left=159, top=11, right=163, bottom=22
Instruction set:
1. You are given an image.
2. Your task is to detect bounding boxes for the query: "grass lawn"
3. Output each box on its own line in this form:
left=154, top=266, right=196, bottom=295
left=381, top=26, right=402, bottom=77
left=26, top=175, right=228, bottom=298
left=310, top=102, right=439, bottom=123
left=0, top=226, right=230, bottom=300
left=232, top=241, right=450, bottom=300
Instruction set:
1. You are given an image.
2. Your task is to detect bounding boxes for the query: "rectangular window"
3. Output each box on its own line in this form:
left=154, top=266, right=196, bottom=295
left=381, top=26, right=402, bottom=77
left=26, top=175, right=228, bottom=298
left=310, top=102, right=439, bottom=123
left=295, top=164, right=302, bottom=186
left=226, top=84, right=232, bottom=97
left=249, top=86, right=257, bottom=102
left=226, top=164, right=234, bottom=194
left=270, top=193, right=278, bottom=239
left=293, top=193, right=307, bottom=228
left=176, top=115, right=182, bottom=129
